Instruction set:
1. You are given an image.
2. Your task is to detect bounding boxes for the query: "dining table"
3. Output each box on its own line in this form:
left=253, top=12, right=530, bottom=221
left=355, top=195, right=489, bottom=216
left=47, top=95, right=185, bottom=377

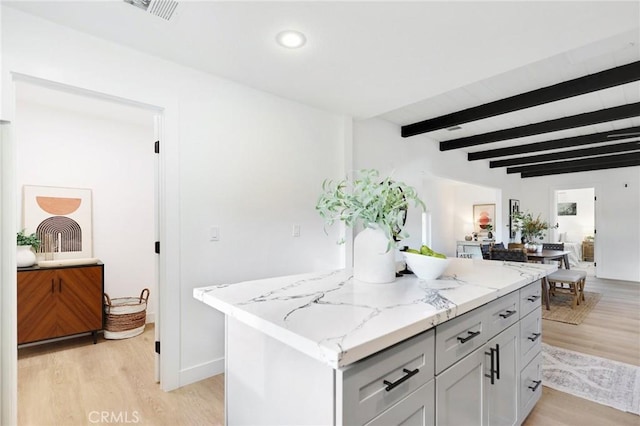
left=527, top=249, right=571, bottom=269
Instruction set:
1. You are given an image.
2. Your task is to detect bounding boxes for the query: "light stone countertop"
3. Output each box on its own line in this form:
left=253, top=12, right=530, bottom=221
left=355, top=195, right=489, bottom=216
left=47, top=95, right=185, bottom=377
left=193, top=258, right=556, bottom=369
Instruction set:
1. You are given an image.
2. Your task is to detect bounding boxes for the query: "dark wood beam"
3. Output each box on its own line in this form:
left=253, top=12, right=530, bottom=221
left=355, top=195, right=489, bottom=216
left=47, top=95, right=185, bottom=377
left=468, top=126, right=640, bottom=160
left=507, top=152, right=640, bottom=176
left=401, top=61, right=640, bottom=138
left=521, top=156, right=640, bottom=178
left=440, top=102, right=640, bottom=150
left=489, top=141, right=640, bottom=168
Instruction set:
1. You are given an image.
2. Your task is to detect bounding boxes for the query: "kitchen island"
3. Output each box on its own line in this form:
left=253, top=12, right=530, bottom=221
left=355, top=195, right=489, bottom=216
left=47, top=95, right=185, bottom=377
left=194, top=258, right=556, bottom=425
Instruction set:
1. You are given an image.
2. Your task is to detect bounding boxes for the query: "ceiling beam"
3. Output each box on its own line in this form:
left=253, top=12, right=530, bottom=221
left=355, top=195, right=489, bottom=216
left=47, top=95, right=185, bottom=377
left=401, top=61, right=640, bottom=138
left=507, top=152, right=640, bottom=176
left=440, top=102, right=640, bottom=150
left=467, top=126, right=640, bottom=160
left=489, top=140, right=640, bottom=168
left=521, top=157, right=640, bottom=178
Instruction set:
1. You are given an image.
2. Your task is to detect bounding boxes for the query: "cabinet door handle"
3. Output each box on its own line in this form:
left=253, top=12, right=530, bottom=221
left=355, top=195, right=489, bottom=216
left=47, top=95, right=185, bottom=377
left=528, top=380, right=542, bottom=392
left=527, top=295, right=541, bottom=302
left=383, top=368, right=419, bottom=392
left=528, top=333, right=541, bottom=342
left=457, top=330, right=481, bottom=344
left=499, top=310, right=516, bottom=319
left=495, top=343, right=500, bottom=380
left=485, top=347, right=496, bottom=385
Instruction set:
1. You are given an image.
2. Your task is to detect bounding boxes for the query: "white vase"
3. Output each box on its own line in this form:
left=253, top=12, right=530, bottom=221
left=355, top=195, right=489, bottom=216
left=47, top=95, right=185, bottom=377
left=353, top=227, right=396, bottom=284
left=17, top=245, right=36, bottom=268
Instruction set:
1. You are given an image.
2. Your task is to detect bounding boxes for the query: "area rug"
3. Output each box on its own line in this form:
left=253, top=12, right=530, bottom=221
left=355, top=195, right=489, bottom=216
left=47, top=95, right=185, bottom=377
left=542, top=291, right=601, bottom=325
left=542, top=343, right=640, bottom=415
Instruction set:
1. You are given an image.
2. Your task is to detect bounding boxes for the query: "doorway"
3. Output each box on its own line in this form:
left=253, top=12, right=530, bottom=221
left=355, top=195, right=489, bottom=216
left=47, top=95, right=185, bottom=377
left=553, top=187, right=596, bottom=273
left=13, top=79, right=161, bottom=409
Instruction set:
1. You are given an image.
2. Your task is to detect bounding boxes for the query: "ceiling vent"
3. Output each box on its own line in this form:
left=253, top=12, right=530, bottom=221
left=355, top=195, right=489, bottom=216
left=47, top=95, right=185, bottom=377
left=124, top=0, right=181, bottom=21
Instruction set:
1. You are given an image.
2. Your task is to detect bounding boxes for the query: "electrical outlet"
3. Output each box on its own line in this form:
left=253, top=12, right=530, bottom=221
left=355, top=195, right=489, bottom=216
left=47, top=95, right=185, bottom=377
left=292, top=224, right=300, bottom=237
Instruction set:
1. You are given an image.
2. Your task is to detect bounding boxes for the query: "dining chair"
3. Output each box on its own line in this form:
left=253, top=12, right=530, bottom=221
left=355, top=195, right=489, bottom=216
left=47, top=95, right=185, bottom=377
left=491, top=247, right=551, bottom=310
left=489, top=248, right=528, bottom=262
left=542, top=242, right=566, bottom=268
left=507, top=243, right=524, bottom=250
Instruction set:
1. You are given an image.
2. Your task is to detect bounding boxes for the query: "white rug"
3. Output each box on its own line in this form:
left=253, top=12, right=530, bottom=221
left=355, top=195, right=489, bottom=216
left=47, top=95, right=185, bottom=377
left=542, top=343, right=640, bottom=415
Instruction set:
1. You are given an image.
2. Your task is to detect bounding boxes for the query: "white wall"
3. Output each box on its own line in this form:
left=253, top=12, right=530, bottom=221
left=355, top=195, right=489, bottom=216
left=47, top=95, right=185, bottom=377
left=353, top=118, right=515, bottom=257
left=15, top=87, right=157, bottom=318
left=2, top=7, right=347, bottom=389
left=355, top=117, right=640, bottom=283
left=520, top=169, right=640, bottom=282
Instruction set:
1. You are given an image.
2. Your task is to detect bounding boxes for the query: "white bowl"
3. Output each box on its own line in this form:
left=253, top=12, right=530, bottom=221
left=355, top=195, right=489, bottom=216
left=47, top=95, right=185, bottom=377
left=403, top=252, right=451, bottom=280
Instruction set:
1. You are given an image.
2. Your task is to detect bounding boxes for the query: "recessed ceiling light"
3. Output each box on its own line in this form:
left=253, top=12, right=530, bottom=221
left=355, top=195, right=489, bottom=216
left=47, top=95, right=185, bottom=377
left=276, top=30, right=307, bottom=49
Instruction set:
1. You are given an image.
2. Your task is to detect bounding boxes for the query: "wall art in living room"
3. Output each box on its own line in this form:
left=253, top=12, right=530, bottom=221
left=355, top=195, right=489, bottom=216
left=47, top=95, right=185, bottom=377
left=558, top=202, right=577, bottom=216
left=22, top=185, right=93, bottom=259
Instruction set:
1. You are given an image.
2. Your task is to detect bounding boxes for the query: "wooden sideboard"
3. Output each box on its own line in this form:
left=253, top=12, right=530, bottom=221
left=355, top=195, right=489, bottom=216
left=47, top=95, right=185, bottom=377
left=17, top=263, right=104, bottom=345
left=582, top=241, right=594, bottom=262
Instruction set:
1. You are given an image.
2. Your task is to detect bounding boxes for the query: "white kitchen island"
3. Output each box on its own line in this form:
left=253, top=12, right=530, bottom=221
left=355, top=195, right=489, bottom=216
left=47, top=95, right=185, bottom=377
left=194, top=258, right=556, bottom=426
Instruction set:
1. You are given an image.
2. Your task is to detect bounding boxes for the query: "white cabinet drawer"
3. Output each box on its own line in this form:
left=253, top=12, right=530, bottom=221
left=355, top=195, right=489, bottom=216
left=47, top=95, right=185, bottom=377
left=520, top=308, right=542, bottom=367
left=435, top=306, right=485, bottom=374
left=519, top=353, right=543, bottom=424
left=484, top=290, right=519, bottom=339
left=519, top=280, right=542, bottom=318
left=365, top=380, right=434, bottom=426
left=339, top=329, right=435, bottom=426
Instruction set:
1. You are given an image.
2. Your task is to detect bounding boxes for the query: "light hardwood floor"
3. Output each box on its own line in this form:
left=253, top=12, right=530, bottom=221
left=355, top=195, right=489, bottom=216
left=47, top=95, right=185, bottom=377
left=18, top=273, right=639, bottom=425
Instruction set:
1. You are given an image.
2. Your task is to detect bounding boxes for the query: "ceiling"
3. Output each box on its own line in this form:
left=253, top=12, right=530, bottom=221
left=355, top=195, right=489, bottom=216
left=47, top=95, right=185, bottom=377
left=5, top=1, right=640, bottom=178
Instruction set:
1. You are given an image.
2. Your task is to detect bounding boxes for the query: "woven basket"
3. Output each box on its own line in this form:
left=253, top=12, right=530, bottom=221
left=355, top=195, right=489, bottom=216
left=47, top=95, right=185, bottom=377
left=103, top=288, right=149, bottom=340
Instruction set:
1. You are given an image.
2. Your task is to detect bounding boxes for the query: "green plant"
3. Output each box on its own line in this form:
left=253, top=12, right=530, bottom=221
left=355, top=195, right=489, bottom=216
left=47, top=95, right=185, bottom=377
left=17, top=229, right=40, bottom=249
left=316, top=169, right=426, bottom=248
left=510, top=211, right=557, bottom=242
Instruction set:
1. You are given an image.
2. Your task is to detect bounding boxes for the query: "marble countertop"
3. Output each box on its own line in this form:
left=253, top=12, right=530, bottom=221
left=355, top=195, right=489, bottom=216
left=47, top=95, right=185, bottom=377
left=193, top=258, right=556, bottom=369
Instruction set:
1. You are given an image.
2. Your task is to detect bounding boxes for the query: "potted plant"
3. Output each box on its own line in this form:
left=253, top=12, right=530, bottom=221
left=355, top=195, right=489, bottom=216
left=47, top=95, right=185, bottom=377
left=510, top=211, right=557, bottom=251
left=17, top=229, right=41, bottom=268
left=316, top=169, right=425, bottom=283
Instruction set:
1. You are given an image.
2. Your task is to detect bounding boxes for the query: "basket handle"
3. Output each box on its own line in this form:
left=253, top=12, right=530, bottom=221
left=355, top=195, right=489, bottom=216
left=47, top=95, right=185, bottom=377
left=139, top=288, right=150, bottom=303
left=103, top=293, right=112, bottom=314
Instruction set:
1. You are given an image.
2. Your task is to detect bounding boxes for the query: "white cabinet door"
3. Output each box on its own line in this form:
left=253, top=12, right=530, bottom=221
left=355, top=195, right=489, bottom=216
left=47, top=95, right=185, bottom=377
left=485, top=324, right=519, bottom=426
left=436, top=323, right=519, bottom=426
left=435, top=345, right=485, bottom=425
left=365, top=380, right=435, bottom=426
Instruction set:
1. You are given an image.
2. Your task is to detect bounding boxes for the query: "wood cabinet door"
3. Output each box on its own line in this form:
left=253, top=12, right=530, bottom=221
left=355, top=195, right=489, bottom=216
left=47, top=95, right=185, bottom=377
left=17, top=270, right=58, bottom=344
left=56, top=266, right=103, bottom=336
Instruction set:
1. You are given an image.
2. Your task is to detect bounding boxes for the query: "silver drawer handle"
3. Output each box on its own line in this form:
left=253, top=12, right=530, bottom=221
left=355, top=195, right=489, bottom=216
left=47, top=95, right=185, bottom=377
left=383, top=368, right=419, bottom=392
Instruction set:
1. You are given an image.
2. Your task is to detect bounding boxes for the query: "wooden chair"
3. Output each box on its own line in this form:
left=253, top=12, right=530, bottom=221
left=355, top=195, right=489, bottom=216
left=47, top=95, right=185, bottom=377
left=546, top=269, right=587, bottom=309
left=508, top=243, right=524, bottom=250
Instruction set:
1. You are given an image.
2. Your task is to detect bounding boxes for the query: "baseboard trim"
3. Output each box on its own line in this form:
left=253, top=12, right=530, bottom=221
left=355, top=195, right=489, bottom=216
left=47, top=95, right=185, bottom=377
left=179, top=357, right=224, bottom=388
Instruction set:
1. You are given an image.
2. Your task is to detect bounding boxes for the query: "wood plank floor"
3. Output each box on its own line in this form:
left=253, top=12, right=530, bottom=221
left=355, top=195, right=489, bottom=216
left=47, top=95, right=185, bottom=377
left=18, top=272, right=639, bottom=425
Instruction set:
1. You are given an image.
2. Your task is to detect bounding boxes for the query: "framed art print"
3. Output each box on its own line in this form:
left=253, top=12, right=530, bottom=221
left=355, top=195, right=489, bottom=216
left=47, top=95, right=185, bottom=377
left=23, top=185, right=93, bottom=259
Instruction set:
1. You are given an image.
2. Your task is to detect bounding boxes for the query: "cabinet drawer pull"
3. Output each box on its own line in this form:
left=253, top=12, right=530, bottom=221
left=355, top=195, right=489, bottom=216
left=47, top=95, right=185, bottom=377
left=527, top=295, right=541, bottom=302
left=499, top=310, right=516, bottom=319
left=457, top=330, right=481, bottom=344
left=528, top=380, right=542, bottom=392
left=527, top=333, right=541, bottom=342
left=383, top=368, right=419, bottom=392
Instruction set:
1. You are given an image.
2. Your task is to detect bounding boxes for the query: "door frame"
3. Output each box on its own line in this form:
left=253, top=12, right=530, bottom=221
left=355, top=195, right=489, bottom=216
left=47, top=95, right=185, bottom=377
left=1, top=74, right=182, bottom=424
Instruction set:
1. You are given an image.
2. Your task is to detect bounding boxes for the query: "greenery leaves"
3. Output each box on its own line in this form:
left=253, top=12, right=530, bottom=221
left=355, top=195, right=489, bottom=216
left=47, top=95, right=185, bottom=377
left=17, top=229, right=40, bottom=249
left=510, top=210, right=557, bottom=242
left=316, top=169, right=425, bottom=248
